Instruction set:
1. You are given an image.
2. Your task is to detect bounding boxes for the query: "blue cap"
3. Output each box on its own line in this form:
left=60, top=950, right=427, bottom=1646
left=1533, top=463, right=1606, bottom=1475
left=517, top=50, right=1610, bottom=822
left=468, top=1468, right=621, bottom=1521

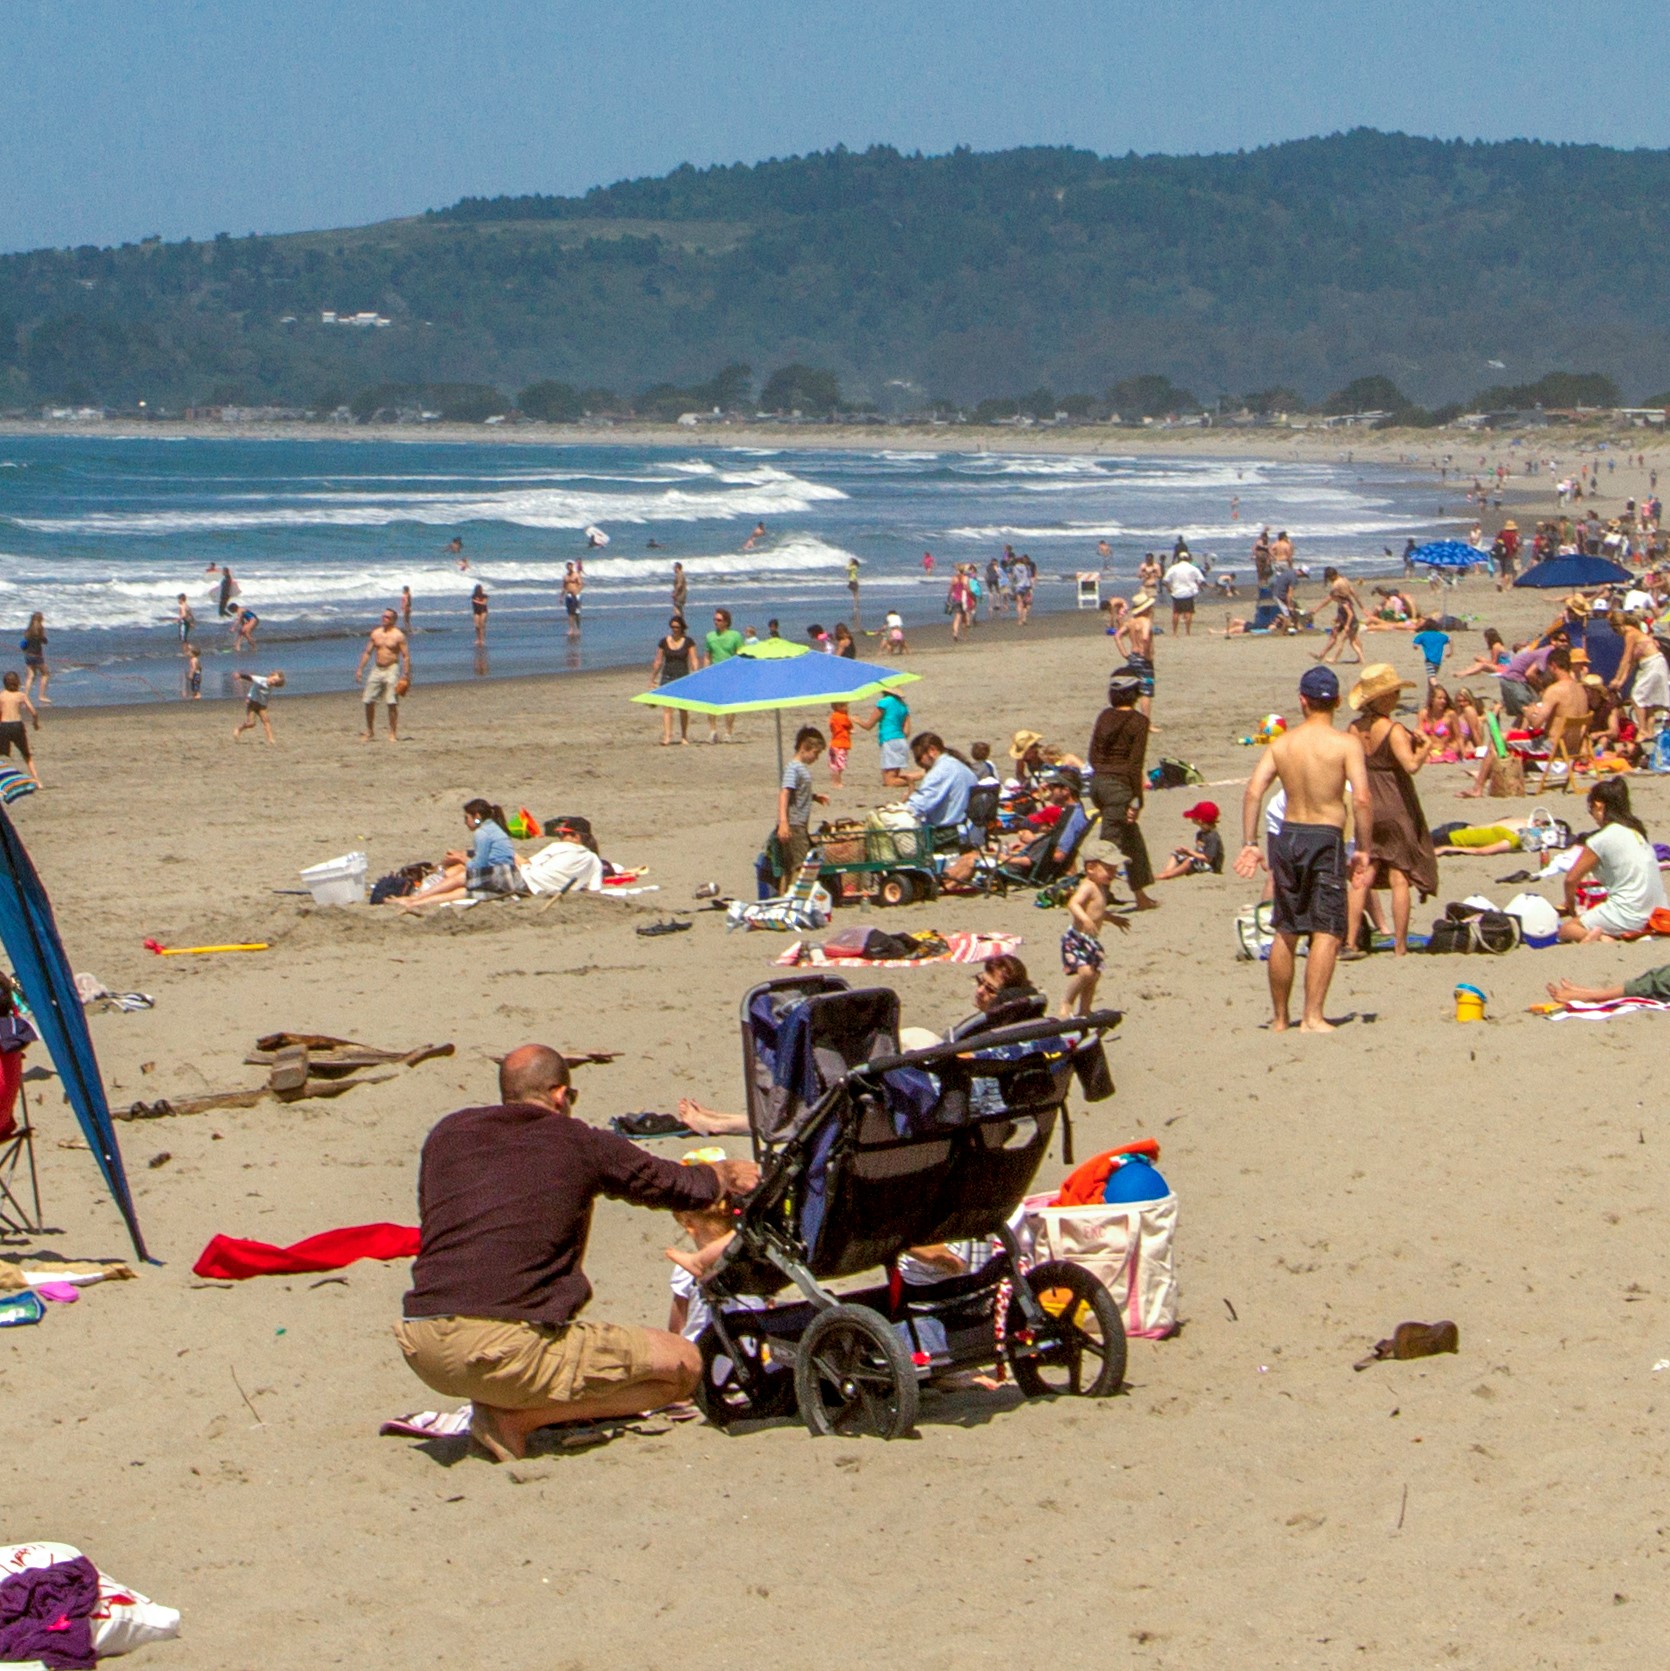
left=1299, top=665, right=1339, bottom=703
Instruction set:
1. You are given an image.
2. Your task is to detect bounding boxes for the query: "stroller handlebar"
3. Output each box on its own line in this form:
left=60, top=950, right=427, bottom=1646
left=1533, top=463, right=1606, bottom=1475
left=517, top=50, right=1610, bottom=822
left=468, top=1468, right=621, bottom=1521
left=856, top=1008, right=1123, bottom=1078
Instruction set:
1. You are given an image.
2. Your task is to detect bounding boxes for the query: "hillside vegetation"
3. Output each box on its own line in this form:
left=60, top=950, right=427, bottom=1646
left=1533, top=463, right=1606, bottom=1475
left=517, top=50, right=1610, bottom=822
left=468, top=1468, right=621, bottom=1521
left=4, top=130, right=1669, bottom=415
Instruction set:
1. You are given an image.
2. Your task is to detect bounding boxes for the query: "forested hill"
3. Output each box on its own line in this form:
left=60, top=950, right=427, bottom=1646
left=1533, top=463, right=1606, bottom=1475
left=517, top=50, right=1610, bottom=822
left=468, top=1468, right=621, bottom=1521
left=5, top=130, right=1670, bottom=416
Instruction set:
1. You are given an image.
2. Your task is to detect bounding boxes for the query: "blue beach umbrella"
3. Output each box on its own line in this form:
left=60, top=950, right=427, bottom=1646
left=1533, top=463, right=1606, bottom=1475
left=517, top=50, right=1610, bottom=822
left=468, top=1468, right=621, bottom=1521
left=1513, top=553, right=1632, bottom=589
left=633, top=651, right=919, bottom=775
left=1409, top=539, right=1491, bottom=570
left=0, top=802, right=147, bottom=1258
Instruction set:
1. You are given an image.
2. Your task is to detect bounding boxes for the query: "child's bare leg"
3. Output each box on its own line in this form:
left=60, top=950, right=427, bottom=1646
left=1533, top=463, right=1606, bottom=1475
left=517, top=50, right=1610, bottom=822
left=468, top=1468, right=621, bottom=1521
left=1059, top=968, right=1093, bottom=1018
left=260, top=713, right=275, bottom=744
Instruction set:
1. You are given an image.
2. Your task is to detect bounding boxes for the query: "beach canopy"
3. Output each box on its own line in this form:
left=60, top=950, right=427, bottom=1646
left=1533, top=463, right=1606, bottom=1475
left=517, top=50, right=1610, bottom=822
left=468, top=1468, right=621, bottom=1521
left=1513, top=554, right=1632, bottom=590
left=1409, top=539, right=1490, bottom=570
left=736, top=638, right=810, bottom=661
left=633, top=651, right=916, bottom=717
left=0, top=804, right=147, bottom=1259
left=634, top=649, right=919, bottom=775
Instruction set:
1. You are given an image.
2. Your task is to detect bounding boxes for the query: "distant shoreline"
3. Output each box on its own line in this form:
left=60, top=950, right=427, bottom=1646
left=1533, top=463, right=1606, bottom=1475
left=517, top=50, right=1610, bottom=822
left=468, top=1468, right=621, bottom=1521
left=4, top=415, right=1666, bottom=464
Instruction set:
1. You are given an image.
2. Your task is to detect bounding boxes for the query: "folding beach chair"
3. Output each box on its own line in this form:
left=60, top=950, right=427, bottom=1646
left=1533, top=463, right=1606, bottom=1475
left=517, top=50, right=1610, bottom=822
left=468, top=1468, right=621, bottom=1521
left=1534, top=714, right=1588, bottom=796
left=0, top=1078, right=43, bottom=1241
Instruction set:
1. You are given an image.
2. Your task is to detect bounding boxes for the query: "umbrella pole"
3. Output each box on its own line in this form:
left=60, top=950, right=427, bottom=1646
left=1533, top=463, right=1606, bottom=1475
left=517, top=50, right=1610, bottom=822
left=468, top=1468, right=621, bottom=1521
left=775, top=710, right=785, bottom=780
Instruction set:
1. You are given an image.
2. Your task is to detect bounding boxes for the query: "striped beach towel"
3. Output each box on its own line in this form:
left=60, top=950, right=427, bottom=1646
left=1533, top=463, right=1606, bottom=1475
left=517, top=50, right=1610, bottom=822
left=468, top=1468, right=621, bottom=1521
left=0, top=767, right=36, bottom=804
left=774, top=930, right=1022, bottom=969
left=1548, top=997, right=1670, bottom=1022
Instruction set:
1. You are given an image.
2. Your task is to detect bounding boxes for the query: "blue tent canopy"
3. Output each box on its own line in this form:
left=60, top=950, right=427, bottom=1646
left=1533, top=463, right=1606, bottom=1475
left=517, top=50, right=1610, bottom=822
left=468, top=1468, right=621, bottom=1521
left=1409, top=540, right=1490, bottom=570
left=633, top=652, right=917, bottom=715
left=0, top=804, right=147, bottom=1258
left=1513, top=554, right=1632, bottom=590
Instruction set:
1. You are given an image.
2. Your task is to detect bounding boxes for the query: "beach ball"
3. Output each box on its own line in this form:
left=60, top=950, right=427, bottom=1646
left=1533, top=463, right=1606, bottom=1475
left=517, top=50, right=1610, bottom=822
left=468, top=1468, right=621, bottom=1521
left=1257, top=713, right=1286, bottom=744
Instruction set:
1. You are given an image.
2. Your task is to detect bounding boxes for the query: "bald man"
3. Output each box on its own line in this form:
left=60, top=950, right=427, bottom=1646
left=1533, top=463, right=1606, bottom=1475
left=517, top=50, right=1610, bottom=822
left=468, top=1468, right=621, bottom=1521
left=396, top=1044, right=759, bottom=1462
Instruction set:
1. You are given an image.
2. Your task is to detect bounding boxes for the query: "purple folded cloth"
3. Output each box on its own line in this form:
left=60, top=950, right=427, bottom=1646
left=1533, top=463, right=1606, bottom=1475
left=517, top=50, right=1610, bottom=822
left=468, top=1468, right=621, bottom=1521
left=0, top=1554, right=99, bottom=1669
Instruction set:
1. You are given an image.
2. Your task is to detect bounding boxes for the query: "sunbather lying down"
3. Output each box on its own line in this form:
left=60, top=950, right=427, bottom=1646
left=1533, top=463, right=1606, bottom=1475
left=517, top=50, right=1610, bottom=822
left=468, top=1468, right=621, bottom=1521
left=1549, top=963, right=1670, bottom=1007
left=395, top=838, right=608, bottom=911
left=1429, top=816, right=1542, bottom=856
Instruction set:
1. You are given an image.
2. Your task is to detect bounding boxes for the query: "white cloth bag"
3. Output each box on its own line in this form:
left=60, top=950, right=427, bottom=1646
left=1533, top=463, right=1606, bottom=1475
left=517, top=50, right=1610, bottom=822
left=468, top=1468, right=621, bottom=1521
left=1022, top=1192, right=1180, bottom=1339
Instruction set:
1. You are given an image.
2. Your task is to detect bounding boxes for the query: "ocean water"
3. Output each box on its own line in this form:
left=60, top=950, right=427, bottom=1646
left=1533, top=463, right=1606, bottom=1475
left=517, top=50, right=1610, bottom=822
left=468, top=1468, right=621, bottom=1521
left=0, top=434, right=1445, bottom=706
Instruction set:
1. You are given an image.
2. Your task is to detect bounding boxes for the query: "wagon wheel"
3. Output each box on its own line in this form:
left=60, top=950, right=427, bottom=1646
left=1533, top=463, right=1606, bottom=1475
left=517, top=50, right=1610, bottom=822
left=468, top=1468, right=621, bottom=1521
left=877, top=872, right=913, bottom=908
left=794, top=1303, right=919, bottom=1439
left=1005, top=1260, right=1127, bottom=1398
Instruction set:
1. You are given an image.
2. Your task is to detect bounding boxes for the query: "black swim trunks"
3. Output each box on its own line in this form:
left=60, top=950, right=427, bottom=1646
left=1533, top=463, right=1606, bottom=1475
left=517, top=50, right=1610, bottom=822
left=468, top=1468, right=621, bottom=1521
left=1124, top=654, right=1155, bottom=698
left=1268, top=822, right=1348, bottom=940
left=0, top=722, right=30, bottom=761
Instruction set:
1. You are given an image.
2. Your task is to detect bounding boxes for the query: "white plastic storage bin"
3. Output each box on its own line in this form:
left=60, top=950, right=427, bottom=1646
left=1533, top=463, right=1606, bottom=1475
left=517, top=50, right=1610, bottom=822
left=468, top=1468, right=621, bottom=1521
left=299, top=851, right=367, bottom=906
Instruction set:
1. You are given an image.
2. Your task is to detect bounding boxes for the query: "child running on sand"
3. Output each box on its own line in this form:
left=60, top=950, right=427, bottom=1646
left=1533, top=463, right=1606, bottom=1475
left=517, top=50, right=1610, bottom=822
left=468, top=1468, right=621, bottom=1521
left=185, top=644, right=203, bottom=700
left=0, top=672, right=41, bottom=785
left=231, top=669, right=284, bottom=743
left=1060, top=856, right=1129, bottom=1016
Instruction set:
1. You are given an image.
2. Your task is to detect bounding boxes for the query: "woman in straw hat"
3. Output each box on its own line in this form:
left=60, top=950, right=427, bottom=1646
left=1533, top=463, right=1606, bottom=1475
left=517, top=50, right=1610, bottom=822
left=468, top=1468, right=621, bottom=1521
left=1343, top=664, right=1438, bottom=957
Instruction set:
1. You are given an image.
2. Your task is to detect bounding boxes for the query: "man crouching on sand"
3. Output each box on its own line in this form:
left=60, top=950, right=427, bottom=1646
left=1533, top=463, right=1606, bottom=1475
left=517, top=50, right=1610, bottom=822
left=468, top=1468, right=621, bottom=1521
left=1235, top=666, right=1373, bottom=1033
left=395, top=1044, right=759, bottom=1461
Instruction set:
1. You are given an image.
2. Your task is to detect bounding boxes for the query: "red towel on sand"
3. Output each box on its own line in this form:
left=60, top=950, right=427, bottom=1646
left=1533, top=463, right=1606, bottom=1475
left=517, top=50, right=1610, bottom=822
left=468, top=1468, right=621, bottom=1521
left=193, top=1222, right=421, bottom=1280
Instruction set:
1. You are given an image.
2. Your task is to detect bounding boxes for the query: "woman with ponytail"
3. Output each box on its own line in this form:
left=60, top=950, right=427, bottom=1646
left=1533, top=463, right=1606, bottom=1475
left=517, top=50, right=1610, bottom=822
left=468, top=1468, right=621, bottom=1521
left=397, top=799, right=527, bottom=912
left=1559, top=778, right=1665, bottom=942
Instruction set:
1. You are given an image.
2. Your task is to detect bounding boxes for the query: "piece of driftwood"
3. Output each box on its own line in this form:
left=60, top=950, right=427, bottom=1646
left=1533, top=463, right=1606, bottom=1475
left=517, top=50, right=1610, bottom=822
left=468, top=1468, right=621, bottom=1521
left=120, top=1088, right=267, bottom=1120
left=245, top=1035, right=455, bottom=1074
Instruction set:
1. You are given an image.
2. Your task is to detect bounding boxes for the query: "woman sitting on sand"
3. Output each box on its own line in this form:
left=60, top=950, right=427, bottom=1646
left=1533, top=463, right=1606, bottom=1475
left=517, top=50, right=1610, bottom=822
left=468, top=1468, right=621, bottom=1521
left=1557, top=779, right=1666, bottom=943
left=1008, top=730, right=1085, bottom=788
left=1415, top=684, right=1461, bottom=762
left=1451, top=687, right=1490, bottom=756
left=397, top=799, right=529, bottom=912
left=1453, top=627, right=1511, bottom=681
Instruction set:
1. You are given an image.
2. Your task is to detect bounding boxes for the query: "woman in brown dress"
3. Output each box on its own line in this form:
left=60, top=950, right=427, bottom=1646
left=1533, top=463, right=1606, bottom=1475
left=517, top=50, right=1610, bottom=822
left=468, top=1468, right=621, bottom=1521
left=1345, top=664, right=1438, bottom=956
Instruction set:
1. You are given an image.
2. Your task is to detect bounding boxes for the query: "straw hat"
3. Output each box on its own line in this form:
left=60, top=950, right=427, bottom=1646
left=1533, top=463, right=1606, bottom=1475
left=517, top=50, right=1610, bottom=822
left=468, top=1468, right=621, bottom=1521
left=1582, top=673, right=1606, bottom=689
left=1008, top=729, right=1046, bottom=759
left=1503, top=519, right=1518, bottom=531
left=1129, top=592, right=1156, bottom=616
left=1348, top=663, right=1416, bottom=710
left=1565, top=594, right=1590, bottom=616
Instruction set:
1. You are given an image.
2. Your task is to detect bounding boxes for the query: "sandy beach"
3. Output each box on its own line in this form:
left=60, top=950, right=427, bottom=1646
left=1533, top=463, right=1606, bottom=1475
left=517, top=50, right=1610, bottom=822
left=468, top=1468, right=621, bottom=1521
left=4, top=454, right=1670, bottom=1669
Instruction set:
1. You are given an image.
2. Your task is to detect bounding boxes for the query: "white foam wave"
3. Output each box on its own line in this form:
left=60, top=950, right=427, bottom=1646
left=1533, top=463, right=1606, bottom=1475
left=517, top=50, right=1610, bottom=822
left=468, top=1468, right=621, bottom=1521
left=14, top=468, right=847, bottom=535
left=0, top=534, right=859, bottom=630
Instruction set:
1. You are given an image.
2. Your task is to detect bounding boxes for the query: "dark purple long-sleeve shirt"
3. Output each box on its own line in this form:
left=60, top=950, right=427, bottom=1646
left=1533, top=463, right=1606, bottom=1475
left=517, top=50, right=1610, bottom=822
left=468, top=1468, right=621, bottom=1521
left=403, top=1103, right=721, bottom=1327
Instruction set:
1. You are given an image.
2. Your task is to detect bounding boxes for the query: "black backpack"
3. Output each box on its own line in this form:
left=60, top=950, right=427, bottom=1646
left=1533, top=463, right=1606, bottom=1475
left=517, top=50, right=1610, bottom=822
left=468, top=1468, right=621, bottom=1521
left=1426, top=904, right=1522, bottom=955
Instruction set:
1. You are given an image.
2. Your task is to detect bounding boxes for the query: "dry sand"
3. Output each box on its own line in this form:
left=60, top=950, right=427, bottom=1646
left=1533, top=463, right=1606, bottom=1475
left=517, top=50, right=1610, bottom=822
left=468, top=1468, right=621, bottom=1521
left=3, top=459, right=1669, bottom=1669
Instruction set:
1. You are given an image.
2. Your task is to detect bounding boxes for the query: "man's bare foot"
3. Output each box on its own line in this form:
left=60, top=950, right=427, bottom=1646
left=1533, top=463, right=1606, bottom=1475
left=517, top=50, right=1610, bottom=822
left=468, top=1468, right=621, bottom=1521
left=470, top=1404, right=524, bottom=1463
left=1133, top=895, right=1161, bottom=911
left=1270, top=1016, right=1292, bottom=1032
left=360, top=732, right=373, bottom=743
left=1297, top=1016, right=1337, bottom=1032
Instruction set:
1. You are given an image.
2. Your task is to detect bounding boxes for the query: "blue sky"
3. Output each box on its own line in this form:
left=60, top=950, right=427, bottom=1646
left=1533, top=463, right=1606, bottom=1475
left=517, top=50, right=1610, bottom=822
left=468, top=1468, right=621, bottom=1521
left=3, top=0, right=1668, bottom=253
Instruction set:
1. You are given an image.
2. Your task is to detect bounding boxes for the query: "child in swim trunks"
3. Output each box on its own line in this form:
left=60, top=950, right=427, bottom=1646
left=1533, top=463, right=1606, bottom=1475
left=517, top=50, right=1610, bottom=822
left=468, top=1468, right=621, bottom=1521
left=185, top=644, right=202, bottom=700
left=1060, top=856, right=1128, bottom=1017
left=0, top=672, right=40, bottom=786
left=231, top=669, right=285, bottom=744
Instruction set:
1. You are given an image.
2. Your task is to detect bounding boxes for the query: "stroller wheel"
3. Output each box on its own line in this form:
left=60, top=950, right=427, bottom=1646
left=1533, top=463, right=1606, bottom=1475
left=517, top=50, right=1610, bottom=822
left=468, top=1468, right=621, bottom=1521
left=794, top=1302, right=919, bottom=1440
left=1006, top=1261, right=1127, bottom=1399
left=696, top=1317, right=795, bottom=1430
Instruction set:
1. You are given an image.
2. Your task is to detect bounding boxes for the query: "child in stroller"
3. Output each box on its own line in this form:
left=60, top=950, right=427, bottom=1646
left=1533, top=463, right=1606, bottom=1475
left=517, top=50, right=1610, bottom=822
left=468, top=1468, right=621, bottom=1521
left=690, top=975, right=1127, bottom=1439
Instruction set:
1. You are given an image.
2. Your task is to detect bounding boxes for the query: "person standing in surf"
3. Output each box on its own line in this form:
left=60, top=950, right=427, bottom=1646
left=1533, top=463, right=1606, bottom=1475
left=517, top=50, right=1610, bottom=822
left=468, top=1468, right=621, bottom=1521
left=563, top=564, right=584, bottom=639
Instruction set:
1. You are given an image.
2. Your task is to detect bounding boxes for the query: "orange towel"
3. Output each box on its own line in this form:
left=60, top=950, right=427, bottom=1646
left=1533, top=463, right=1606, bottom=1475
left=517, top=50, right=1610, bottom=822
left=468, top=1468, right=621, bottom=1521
left=1055, top=1139, right=1161, bottom=1207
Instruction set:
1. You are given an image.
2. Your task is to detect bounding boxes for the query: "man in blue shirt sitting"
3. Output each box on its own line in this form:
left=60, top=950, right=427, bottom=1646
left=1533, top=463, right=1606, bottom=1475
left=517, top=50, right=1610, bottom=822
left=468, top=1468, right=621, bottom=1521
left=906, top=733, right=981, bottom=883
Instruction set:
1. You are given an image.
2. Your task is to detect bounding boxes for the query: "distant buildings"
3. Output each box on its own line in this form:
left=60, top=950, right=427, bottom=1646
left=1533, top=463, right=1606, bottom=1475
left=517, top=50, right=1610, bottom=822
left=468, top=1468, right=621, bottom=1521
left=318, top=310, right=392, bottom=328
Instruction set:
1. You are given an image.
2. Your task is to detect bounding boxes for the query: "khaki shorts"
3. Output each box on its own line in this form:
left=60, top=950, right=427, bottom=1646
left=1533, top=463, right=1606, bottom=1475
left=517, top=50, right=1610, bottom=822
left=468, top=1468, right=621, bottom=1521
left=363, top=664, right=401, bottom=706
left=393, top=1314, right=655, bottom=1410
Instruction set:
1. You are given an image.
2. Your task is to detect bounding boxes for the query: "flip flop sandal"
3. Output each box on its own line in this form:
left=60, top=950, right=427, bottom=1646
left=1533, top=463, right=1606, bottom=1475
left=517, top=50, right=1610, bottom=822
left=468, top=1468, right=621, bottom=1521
left=609, top=1112, right=696, bottom=1139
left=636, top=919, right=692, bottom=937
left=1353, top=1319, right=1459, bottom=1371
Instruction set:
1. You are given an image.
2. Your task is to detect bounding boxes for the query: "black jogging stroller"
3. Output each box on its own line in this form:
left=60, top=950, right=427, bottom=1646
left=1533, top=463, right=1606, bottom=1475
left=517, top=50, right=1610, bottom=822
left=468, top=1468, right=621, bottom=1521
left=693, top=975, right=1125, bottom=1439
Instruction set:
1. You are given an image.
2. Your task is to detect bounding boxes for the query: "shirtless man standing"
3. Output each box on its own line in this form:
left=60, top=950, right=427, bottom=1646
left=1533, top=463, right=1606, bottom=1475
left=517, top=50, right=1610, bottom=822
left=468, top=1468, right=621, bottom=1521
left=356, top=608, right=410, bottom=742
left=1115, top=593, right=1158, bottom=724
left=1235, top=665, right=1372, bottom=1032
